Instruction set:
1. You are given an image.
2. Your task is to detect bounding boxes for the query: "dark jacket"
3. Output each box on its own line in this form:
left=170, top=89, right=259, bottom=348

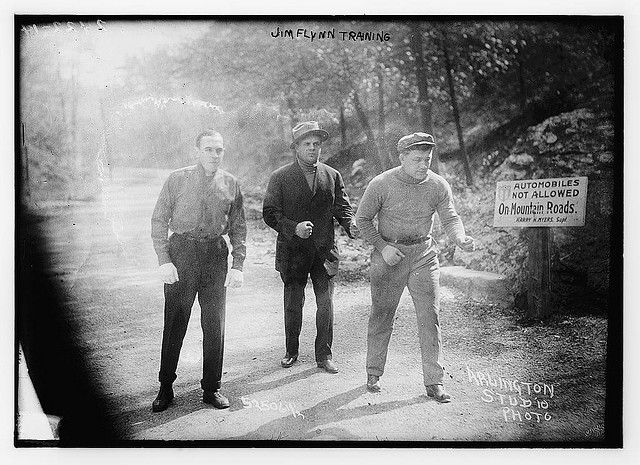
left=263, top=161, right=354, bottom=276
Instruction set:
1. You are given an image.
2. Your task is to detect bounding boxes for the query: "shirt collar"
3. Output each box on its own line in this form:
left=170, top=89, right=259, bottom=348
left=296, top=156, right=318, bottom=173
left=197, top=163, right=217, bottom=178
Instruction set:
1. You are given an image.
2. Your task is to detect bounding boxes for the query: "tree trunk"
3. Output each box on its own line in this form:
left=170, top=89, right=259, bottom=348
left=352, top=88, right=386, bottom=171
left=377, top=66, right=385, bottom=136
left=339, top=103, right=347, bottom=149
left=409, top=22, right=439, bottom=173
left=377, top=65, right=395, bottom=168
left=517, top=34, right=527, bottom=115
left=441, top=31, right=473, bottom=186
left=276, top=114, right=286, bottom=141
left=518, top=58, right=527, bottom=115
left=285, top=96, right=298, bottom=125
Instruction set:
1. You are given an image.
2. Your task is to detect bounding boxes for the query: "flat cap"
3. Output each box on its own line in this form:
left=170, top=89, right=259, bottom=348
left=397, top=132, right=436, bottom=152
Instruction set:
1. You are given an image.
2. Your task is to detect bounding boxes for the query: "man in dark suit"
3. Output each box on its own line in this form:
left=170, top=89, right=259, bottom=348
left=263, top=121, right=356, bottom=373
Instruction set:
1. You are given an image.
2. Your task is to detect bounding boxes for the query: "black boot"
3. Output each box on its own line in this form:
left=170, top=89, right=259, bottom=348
left=152, top=384, right=174, bottom=412
left=203, top=390, right=230, bottom=409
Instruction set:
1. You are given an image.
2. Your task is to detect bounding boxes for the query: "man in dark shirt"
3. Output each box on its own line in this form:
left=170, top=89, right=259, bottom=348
left=150, top=129, right=246, bottom=412
left=263, top=121, right=356, bottom=374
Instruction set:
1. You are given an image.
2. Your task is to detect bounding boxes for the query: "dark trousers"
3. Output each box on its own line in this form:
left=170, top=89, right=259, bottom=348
left=281, top=251, right=334, bottom=362
left=158, top=234, right=228, bottom=392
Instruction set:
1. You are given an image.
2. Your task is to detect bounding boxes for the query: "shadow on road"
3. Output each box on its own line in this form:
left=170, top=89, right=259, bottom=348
left=109, top=366, right=322, bottom=437
left=110, top=363, right=431, bottom=442
left=227, top=386, right=429, bottom=441
left=223, top=367, right=320, bottom=411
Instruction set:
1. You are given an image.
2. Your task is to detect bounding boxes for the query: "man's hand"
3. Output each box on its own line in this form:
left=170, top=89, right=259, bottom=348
left=159, top=262, right=179, bottom=284
left=381, top=245, right=406, bottom=266
left=295, top=221, right=314, bottom=239
left=348, top=222, right=360, bottom=239
left=456, top=236, right=476, bottom=252
left=224, top=268, right=244, bottom=288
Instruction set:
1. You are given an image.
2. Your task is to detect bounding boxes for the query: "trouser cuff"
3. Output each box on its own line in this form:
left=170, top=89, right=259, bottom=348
left=201, top=380, right=221, bottom=392
left=423, top=377, right=444, bottom=386
left=159, top=373, right=177, bottom=385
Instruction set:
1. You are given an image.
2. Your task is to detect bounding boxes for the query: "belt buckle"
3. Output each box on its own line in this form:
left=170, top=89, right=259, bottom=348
left=185, top=235, right=218, bottom=243
left=396, top=236, right=427, bottom=246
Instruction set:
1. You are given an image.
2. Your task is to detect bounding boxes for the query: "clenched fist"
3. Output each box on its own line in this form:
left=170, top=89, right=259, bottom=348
left=159, top=262, right=179, bottom=284
left=381, top=245, right=406, bottom=266
left=456, top=236, right=476, bottom=252
left=348, top=222, right=360, bottom=239
left=295, top=221, right=314, bottom=239
left=224, top=268, right=244, bottom=288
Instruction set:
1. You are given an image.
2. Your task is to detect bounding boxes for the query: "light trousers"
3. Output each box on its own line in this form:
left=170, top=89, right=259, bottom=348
left=366, top=243, right=444, bottom=386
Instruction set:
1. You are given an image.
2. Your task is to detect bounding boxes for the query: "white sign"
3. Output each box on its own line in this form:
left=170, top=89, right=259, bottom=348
left=493, top=177, right=588, bottom=227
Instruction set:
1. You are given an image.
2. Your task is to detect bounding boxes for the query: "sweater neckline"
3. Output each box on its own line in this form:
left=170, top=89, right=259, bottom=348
left=394, top=167, right=429, bottom=185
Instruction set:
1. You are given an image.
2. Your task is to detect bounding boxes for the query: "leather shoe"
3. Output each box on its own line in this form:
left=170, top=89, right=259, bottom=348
left=151, top=384, right=174, bottom=412
left=203, top=390, right=230, bottom=409
left=317, top=359, right=338, bottom=373
left=280, top=353, right=298, bottom=368
left=426, top=384, right=451, bottom=403
left=366, top=374, right=381, bottom=392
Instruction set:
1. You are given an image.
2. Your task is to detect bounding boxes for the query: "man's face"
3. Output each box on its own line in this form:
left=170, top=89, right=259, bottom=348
left=399, top=146, right=434, bottom=181
left=197, top=135, right=224, bottom=174
left=295, top=134, right=322, bottom=165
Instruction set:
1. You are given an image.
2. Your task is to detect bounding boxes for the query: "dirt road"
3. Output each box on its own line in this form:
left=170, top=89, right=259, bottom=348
left=21, top=167, right=608, bottom=443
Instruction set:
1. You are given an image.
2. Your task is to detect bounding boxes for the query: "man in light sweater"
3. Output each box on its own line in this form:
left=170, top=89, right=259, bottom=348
left=355, top=132, right=475, bottom=402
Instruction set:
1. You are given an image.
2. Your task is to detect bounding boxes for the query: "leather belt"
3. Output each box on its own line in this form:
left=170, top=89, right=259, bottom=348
left=175, top=234, right=223, bottom=243
left=383, top=235, right=431, bottom=246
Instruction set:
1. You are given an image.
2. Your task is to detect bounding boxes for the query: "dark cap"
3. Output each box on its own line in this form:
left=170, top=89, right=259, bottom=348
left=397, top=132, right=436, bottom=152
left=290, top=121, right=329, bottom=149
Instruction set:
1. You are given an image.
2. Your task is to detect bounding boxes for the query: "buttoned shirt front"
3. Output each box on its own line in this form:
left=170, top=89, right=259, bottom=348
left=151, top=163, right=247, bottom=270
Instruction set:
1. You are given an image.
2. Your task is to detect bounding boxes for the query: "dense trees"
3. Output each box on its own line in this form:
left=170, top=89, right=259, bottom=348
left=19, top=18, right=618, bottom=195
left=18, top=17, right=620, bottom=315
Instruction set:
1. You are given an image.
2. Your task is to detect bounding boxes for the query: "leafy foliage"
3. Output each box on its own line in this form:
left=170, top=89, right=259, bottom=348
left=18, top=18, right=619, bottom=315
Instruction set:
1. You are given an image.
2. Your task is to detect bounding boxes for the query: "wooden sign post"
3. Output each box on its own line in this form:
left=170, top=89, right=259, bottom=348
left=493, top=177, right=588, bottom=319
left=527, top=227, right=552, bottom=319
